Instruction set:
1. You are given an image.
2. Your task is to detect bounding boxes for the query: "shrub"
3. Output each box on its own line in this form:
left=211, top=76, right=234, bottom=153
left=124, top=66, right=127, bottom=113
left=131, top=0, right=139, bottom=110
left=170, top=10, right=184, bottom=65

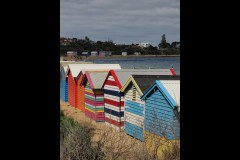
left=60, top=110, right=105, bottom=160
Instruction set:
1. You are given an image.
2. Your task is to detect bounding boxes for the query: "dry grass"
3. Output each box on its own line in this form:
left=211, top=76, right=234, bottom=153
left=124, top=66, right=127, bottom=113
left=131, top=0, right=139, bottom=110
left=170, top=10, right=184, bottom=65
left=60, top=100, right=180, bottom=160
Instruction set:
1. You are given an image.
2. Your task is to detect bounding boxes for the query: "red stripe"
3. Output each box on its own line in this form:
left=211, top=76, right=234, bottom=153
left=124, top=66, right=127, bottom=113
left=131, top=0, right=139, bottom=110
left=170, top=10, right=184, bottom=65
left=105, top=117, right=124, bottom=127
left=85, top=99, right=95, bottom=106
left=105, top=80, right=118, bottom=86
left=104, top=98, right=124, bottom=107
left=111, top=70, right=122, bottom=89
left=170, top=68, right=176, bottom=75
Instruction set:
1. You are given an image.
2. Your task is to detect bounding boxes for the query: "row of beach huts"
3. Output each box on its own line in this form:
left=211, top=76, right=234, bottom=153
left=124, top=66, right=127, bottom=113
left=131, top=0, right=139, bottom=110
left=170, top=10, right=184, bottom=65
left=60, top=62, right=180, bottom=142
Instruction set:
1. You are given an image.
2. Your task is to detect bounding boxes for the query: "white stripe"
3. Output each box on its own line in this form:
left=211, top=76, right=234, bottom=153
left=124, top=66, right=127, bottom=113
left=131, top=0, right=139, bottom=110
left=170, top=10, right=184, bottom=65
left=104, top=103, right=121, bottom=112
left=104, top=93, right=120, bottom=101
left=104, top=84, right=119, bottom=91
left=96, top=106, right=104, bottom=108
left=85, top=102, right=95, bottom=108
left=107, top=75, right=115, bottom=81
left=124, top=111, right=144, bottom=128
left=105, top=113, right=124, bottom=122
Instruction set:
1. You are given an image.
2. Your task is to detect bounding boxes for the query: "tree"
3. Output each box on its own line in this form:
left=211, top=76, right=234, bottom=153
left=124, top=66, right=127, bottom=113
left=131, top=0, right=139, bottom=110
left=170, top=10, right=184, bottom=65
left=85, top=36, right=90, bottom=42
left=171, top=41, right=180, bottom=48
left=158, top=34, right=168, bottom=48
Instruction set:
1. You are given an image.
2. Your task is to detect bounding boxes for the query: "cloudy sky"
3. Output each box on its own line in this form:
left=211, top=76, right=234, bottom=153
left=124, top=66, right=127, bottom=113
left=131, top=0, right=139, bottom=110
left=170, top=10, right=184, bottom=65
left=60, top=0, right=180, bottom=46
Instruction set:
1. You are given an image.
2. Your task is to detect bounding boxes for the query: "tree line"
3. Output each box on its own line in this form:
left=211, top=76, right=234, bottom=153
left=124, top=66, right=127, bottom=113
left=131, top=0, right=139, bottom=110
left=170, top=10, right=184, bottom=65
left=60, top=34, right=180, bottom=56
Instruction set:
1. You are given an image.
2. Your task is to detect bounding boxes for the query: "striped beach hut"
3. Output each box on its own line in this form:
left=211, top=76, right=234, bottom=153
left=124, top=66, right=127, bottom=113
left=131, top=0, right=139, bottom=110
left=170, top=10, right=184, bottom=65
left=66, top=64, right=121, bottom=111
left=120, top=75, right=176, bottom=141
left=60, top=65, right=68, bottom=102
left=82, top=71, right=109, bottom=122
left=102, top=69, right=174, bottom=131
left=141, top=76, right=180, bottom=140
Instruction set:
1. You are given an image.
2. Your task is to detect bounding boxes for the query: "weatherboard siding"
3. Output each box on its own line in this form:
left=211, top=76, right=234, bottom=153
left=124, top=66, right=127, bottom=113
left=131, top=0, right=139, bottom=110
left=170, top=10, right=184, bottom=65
left=60, top=69, right=68, bottom=102
left=103, top=73, right=124, bottom=131
left=76, top=74, right=85, bottom=112
left=68, top=71, right=76, bottom=107
left=123, top=84, right=145, bottom=141
left=84, top=82, right=105, bottom=122
left=145, top=88, right=180, bottom=140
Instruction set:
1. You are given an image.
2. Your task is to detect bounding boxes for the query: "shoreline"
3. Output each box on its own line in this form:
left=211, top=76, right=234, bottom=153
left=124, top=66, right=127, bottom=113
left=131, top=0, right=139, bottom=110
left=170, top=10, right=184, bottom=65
left=82, top=54, right=180, bottom=61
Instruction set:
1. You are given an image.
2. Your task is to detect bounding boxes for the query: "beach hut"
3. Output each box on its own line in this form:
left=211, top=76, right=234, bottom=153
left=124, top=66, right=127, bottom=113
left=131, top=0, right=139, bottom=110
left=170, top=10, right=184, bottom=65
left=66, top=64, right=121, bottom=111
left=120, top=75, right=177, bottom=141
left=60, top=61, right=93, bottom=102
left=102, top=69, right=174, bottom=131
left=91, top=51, right=98, bottom=56
left=141, top=76, right=180, bottom=140
left=60, top=66, right=68, bottom=102
left=122, top=52, right=127, bottom=56
left=82, top=71, right=109, bottom=122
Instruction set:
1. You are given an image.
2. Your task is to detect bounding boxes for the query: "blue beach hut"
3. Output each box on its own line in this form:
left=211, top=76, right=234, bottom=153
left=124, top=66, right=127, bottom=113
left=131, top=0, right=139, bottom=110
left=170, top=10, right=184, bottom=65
left=60, top=66, right=68, bottom=102
left=141, top=76, right=180, bottom=140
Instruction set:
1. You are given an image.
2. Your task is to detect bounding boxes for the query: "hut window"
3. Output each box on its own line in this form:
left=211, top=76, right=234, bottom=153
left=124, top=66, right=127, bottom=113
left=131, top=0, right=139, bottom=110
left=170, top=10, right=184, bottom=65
left=132, top=85, right=136, bottom=101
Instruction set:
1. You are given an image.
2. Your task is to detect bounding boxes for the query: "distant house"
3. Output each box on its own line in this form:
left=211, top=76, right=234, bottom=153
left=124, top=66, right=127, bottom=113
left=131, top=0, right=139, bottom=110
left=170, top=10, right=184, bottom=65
left=81, top=52, right=89, bottom=56
left=139, top=42, right=150, bottom=48
left=91, top=51, right=98, bottom=56
left=134, top=52, right=141, bottom=56
left=99, top=51, right=110, bottom=57
left=67, top=51, right=77, bottom=57
left=122, top=52, right=127, bottom=56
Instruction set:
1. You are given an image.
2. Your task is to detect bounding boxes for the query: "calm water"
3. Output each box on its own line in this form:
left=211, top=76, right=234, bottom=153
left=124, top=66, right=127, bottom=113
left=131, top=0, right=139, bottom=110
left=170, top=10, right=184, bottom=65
left=86, top=56, right=180, bottom=75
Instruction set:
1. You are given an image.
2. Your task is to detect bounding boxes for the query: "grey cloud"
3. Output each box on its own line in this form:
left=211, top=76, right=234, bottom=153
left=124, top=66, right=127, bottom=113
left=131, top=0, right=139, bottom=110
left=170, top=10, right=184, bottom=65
left=61, top=0, right=180, bottom=46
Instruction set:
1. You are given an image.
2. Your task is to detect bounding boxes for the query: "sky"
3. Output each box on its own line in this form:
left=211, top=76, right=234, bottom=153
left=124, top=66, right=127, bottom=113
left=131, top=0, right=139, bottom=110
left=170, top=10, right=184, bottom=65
left=60, top=0, right=180, bottom=47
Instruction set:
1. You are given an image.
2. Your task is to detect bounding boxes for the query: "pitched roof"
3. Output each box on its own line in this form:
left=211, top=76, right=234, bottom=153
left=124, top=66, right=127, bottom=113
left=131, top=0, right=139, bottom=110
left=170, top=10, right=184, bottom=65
left=120, top=74, right=179, bottom=95
left=63, top=66, right=68, bottom=73
left=112, top=69, right=173, bottom=88
left=141, top=77, right=180, bottom=109
left=66, top=64, right=121, bottom=78
left=60, top=61, right=93, bottom=67
left=132, top=75, right=179, bottom=94
left=85, top=71, right=109, bottom=89
left=160, top=80, right=180, bottom=107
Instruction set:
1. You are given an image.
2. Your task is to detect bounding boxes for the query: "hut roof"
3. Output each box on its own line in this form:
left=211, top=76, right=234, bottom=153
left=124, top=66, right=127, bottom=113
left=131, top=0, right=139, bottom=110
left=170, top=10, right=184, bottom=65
left=106, top=69, right=173, bottom=89
left=66, top=64, right=121, bottom=78
left=141, top=77, right=180, bottom=109
left=85, top=71, right=109, bottom=89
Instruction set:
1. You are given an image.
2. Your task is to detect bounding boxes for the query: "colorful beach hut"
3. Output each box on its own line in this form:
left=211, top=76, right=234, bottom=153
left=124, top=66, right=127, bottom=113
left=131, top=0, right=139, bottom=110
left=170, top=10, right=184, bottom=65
left=102, top=69, right=174, bottom=131
left=60, top=66, right=68, bottom=102
left=120, top=75, right=177, bottom=141
left=141, top=76, right=180, bottom=140
left=66, top=64, right=121, bottom=111
left=82, top=71, right=109, bottom=122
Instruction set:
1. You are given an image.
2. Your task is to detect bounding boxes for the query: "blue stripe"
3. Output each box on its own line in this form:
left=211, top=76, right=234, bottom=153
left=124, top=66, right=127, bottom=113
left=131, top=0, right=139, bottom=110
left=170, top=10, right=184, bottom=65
left=125, top=100, right=144, bottom=117
left=124, top=122, right=144, bottom=141
left=60, top=78, right=68, bottom=102
left=104, top=89, right=121, bottom=97
left=105, top=108, right=124, bottom=117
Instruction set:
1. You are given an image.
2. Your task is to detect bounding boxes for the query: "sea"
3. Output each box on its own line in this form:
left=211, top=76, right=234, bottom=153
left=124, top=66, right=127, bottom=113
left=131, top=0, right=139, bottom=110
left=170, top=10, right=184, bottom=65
left=86, top=56, right=180, bottom=75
